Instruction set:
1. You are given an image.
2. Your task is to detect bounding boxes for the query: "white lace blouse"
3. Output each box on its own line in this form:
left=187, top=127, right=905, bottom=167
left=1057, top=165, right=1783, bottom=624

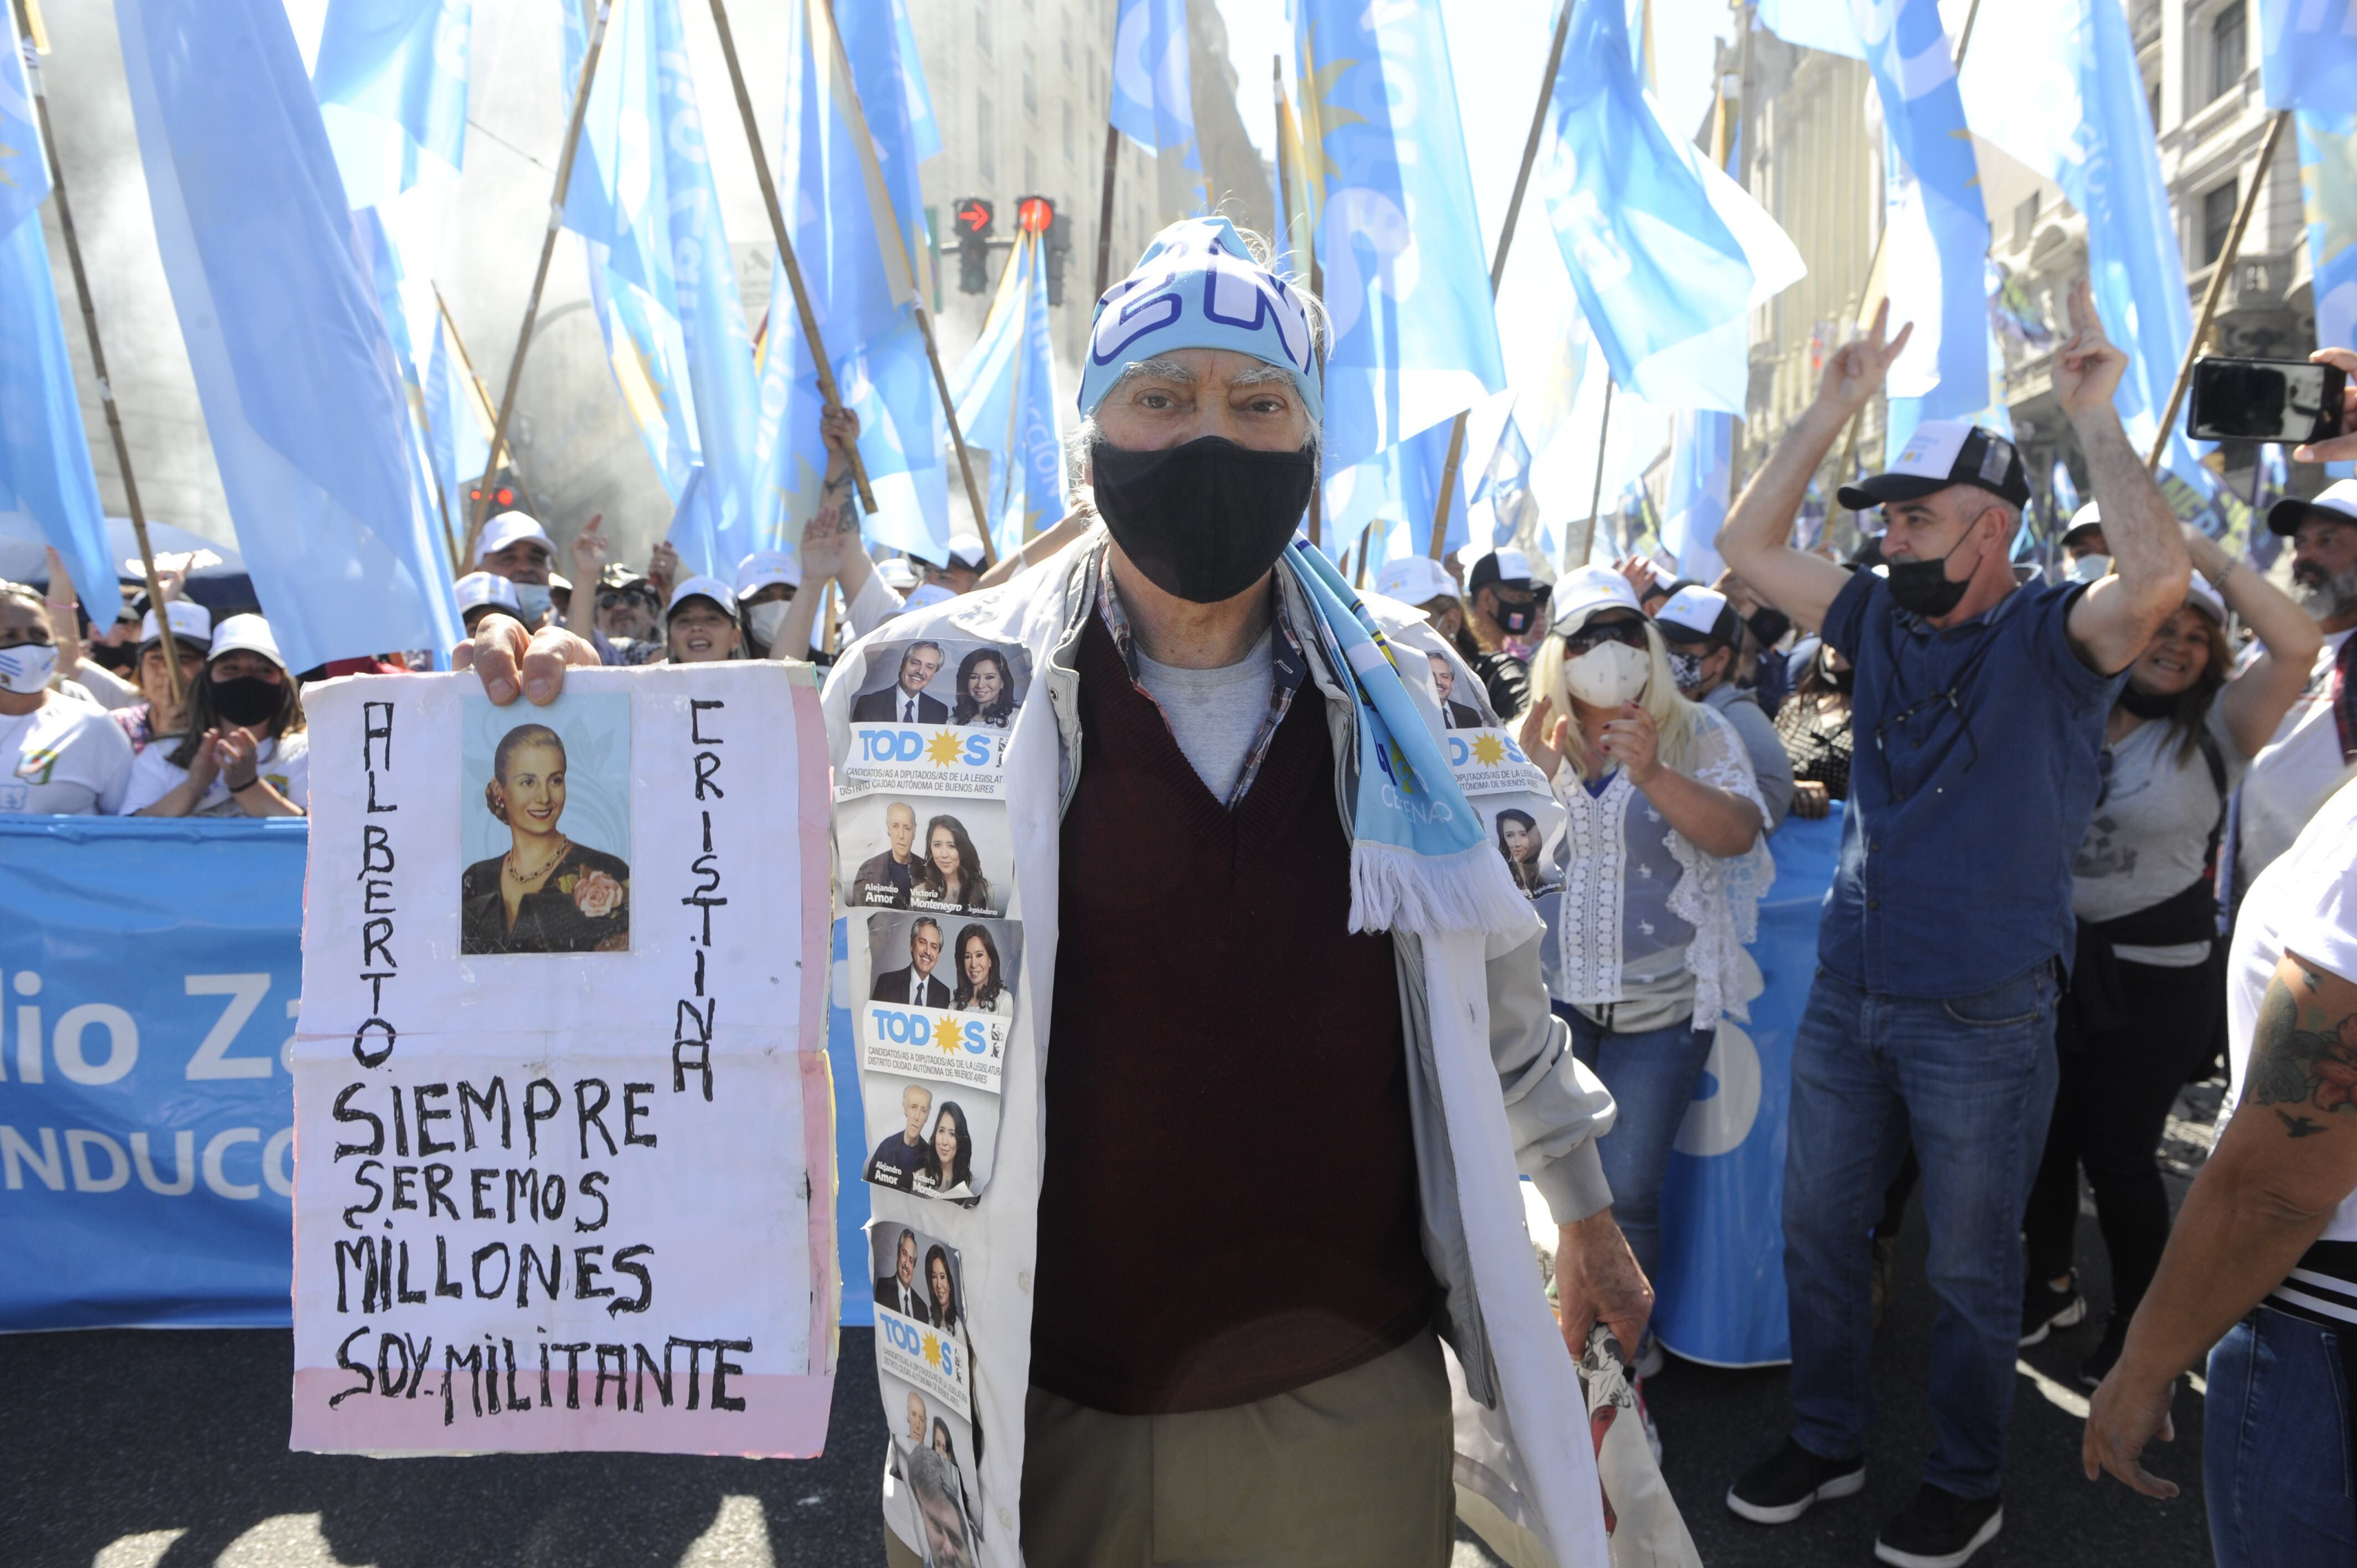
left=1542, top=702, right=1774, bottom=1031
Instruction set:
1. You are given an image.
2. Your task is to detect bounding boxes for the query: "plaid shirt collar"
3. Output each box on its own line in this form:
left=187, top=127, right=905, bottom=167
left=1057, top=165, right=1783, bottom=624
left=1092, top=549, right=1314, bottom=808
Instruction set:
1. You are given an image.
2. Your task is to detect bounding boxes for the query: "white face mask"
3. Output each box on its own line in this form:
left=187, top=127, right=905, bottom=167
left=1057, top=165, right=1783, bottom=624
left=0, top=642, right=59, bottom=694
left=2068, top=553, right=2112, bottom=585
left=1565, top=641, right=1651, bottom=708
left=747, top=600, right=792, bottom=651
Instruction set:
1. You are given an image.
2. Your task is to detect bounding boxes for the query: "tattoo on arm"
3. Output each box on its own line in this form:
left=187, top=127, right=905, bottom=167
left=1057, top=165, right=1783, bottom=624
left=2245, top=967, right=2357, bottom=1131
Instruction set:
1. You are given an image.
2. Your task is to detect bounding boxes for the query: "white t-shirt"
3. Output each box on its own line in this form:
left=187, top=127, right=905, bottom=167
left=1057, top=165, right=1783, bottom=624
left=120, top=729, right=312, bottom=816
left=0, top=694, right=136, bottom=814
left=2235, top=627, right=2355, bottom=892
left=2222, top=776, right=2357, bottom=1246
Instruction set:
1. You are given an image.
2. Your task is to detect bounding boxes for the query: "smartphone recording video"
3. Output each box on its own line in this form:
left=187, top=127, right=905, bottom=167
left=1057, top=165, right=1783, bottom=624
left=2185, top=355, right=2348, bottom=445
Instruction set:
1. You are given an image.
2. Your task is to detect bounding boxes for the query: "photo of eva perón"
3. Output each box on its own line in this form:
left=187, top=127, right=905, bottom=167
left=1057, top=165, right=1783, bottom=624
left=457, top=693, right=633, bottom=955
left=837, top=793, right=1013, bottom=917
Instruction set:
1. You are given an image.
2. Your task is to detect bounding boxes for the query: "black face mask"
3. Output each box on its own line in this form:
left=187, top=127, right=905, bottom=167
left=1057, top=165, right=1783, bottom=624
left=208, top=674, right=281, bottom=728
left=1490, top=593, right=1539, bottom=636
left=2118, top=683, right=2178, bottom=720
left=1885, top=544, right=1976, bottom=620
left=1090, top=436, right=1316, bottom=604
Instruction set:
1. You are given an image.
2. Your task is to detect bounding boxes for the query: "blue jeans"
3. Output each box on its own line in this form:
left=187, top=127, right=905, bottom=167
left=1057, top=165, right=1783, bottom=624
left=1557, top=1003, right=1718, bottom=1287
left=1782, top=963, right=2058, bottom=1499
left=2206, top=1308, right=2357, bottom=1567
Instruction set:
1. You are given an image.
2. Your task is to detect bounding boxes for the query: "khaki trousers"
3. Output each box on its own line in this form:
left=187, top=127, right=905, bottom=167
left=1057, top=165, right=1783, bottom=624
left=887, top=1330, right=1452, bottom=1568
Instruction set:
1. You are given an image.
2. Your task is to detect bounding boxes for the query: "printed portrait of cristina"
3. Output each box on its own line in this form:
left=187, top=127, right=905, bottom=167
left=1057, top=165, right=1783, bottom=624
left=460, top=724, right=631, bottom=955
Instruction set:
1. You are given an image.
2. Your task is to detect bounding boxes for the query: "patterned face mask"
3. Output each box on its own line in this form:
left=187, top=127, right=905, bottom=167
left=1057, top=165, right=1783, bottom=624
left=1666, top=651, right=1705, bottom=692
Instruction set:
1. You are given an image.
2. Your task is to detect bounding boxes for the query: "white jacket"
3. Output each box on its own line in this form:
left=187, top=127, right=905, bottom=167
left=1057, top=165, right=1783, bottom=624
left=821, top=535, right=1620, bottom=1568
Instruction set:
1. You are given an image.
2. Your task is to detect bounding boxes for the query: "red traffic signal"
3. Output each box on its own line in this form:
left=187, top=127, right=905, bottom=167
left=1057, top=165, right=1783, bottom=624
left=469, top=485, right=516, bottom=509
left=1016, top=195, right=1054, bottom=235
left=954, top=198, right=994, bottom=239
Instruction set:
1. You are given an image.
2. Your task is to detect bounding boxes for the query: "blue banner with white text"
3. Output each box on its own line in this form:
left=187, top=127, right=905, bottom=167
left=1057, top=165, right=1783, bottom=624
left=0, top=818, right=305, bottom=1330
left=1650, top=808, right=1843, bottom=1367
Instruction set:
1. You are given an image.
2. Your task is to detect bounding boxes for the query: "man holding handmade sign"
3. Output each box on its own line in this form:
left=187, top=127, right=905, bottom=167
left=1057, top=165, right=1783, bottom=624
left=459, top=218, right=1639, bottom=1568
left=289, top=660, right=836, bottom=1457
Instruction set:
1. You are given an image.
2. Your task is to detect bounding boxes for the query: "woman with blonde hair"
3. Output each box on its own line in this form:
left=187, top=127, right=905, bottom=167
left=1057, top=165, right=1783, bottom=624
left=1520, top=564, right=1771, bottom=1374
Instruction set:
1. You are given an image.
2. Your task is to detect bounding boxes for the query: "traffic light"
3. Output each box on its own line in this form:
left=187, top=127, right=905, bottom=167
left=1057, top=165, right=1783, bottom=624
left=467, top=469, right=522, bottom=515
left=954, top=197, right=994, bottom=294
left=1015, top=194, right=1055, bottom=235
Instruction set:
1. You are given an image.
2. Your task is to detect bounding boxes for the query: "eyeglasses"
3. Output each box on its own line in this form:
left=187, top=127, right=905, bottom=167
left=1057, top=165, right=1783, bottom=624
left=1871, top=686, right=1980, bottom=773
left=1561, top=619, right=1648, bottom=656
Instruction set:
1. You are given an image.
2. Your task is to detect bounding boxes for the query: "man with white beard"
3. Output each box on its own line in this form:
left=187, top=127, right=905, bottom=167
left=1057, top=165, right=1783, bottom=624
left=2231, top=481, right=2357, bottom=896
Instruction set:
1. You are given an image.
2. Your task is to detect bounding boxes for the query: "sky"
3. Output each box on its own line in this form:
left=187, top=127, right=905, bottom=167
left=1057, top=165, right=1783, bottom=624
left=1210, top=0, right=1743, bottom=568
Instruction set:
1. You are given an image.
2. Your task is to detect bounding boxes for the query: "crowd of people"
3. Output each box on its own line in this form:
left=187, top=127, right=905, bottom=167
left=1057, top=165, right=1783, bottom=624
left=13, top=208, right=2357, bottom=1568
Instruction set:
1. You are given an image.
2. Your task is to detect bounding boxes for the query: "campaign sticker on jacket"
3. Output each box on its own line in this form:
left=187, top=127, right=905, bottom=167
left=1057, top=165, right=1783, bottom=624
left=840, top=636, right=1029, bottom=799
left=1445, top=726, right=1552, bottom=797
left=836, top=793, right=1015, bottom=917
left=288, top=664, right=837, bottom=1457
left=860, top=911, right=1019, bottom=1095
left=866, top=1220, right=975, bottom=1422
left=881, top=1363, right=986, bottom=1566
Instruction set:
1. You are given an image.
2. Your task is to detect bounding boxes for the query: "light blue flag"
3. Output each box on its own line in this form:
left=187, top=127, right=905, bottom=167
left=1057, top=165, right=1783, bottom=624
left=1009, top=232, right=1068, bottom=553
left=836, top=0, right=934, bottom=282
left=946, top=237, right=1063, bottom=553
left=563, top=0, right=763, bottom=578
left=1324, top=422, right=1469, bottom=570
left=2299, top=110, right=2356, bottom=479
left=2051, top=457, right=2081, bottom=517
left=1538, top=0, right=1803, bottom=412
left=892, top=0, right=940, bottom=160
left=0, top=8, right=50, bottom=239
left=115, top=0, right=460, bottom=670
left=310, top=0, right=469, bottom=211
left=1854, top=0, right=1990, bottom=424
left=1110, top=0, right=1200, bottom=172
left=1473, top=415, right=1532, bottom=523
left=0, top=12, right=111, bottom=622
left=423, top=311, right=488, bottom=549
left=2260, top=0, right=2357, bottom=111
left=1294, top=0, right=1505, bottom=472
left=1663, top=408, right=1734, bottom=584
left=1959, top=0, right=2215, bottom=510
left=750, top=0, right=941, bottom=564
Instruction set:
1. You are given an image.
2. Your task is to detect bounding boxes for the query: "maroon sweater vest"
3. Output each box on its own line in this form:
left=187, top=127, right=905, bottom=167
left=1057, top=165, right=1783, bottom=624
left=1028, top=612, right=1435, bottom=1415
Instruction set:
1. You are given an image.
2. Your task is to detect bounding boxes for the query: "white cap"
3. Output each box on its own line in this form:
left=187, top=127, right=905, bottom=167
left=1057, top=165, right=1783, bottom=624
left=548, top=571, right=572, bottom=594
left=2266, top=477, right=2357, bottom=537
left=456, top=571, right=522, bottom=616
left=475, top=510, right=554, bottom=563
left=2061, top=501, right=2104, bottom=544
left=1374, top=556, right=1458, bottom=606
left=1652, top=585, right=1743, bottom=647
left=1548, top=564, right=1644, bottom=636
left=666, top=574, right=740, bottom=620
left=878, top=558, right=923, bottom=592
left=1467, top=545, right=1535, bottom=594
left=734, top=549, right=801, bottom=597
left=900, top=582, right=955, bottom=613
left=2184, top=574, right=2227, bottom=625
left=939, top=533, right=988, bottom=573
left=208, top=613, right=285, bottom=670
left=138, top=600, right=213, bottom=648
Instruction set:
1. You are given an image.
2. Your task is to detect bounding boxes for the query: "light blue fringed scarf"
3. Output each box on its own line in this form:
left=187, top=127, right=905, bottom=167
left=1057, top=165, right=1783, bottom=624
left=1282, top=540, right=1537, bottom=939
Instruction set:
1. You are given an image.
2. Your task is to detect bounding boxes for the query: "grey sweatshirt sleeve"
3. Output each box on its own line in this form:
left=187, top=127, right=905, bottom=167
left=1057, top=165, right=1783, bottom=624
left=1720, top=692, right=1794, bottom=831
left=1486, top=929, right=1617, bottom=1225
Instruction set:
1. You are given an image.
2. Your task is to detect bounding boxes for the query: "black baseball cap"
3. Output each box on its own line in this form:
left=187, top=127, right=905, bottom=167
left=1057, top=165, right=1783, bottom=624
left=1653, top=585, right=1745, bottom=648
left=1466, top=546, right=1535, bottom=595
left=1838, top=419, right=2032, bottom=512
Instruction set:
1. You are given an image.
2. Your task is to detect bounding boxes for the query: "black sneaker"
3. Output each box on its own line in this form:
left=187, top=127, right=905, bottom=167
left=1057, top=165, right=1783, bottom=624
left=2020, top=1271, right=2085, bottom=1346
left=1726, top=1437, right=1866, bottom=1524
left=2080, top=1317, right=2127, bottom=1388
left=1874, top=1483, right=2003, bottom=1568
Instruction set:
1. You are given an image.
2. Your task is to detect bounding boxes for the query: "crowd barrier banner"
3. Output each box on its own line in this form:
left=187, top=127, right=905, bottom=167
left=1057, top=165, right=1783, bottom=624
left=1650, top=807, right=1845, bottom=1368
left=0, top=817, right=307, bottom=1330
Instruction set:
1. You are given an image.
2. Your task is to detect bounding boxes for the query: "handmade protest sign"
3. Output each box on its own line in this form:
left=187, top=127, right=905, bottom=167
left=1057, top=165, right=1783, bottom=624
left=290, top=663, right=836, bottom=1456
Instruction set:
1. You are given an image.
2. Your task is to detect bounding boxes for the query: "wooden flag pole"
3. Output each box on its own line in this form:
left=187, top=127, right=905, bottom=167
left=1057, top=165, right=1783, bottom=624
left=15, top=0, right=179, bottom=706
left=709, top=0, right=878, bottom=516
left=430, top=282, right=541, bottom=520
left=1427, top=0, right=1577, bottom=561
left=2145, top=109, right=2292, bottom=472
left=1573, top=377, right=1616, bottom=569
left=465, top=2, right=612, bottom=566
left=816, top=0, right=996, bottom=565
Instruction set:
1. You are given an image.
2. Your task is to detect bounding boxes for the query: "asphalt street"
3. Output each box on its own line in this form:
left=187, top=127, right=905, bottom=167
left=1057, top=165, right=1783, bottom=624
left=3, top=1085, right=2225, bottom=1568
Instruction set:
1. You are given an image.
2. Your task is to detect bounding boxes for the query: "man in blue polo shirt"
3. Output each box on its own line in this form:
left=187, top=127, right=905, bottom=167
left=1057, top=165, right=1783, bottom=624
left=1714, top=282, right=2189, bottom=1568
